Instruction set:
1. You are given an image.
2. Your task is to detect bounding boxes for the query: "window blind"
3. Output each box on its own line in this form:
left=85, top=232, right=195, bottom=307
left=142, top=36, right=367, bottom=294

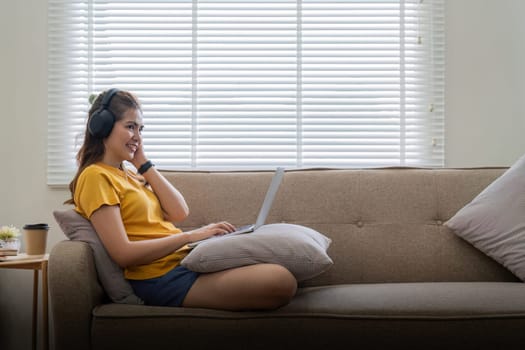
left=48, top=0, right=444, bottom=185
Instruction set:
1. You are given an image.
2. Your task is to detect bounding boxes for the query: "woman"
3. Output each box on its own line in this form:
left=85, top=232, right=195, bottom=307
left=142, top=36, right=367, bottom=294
left=66, top=88, right=297, bottom=310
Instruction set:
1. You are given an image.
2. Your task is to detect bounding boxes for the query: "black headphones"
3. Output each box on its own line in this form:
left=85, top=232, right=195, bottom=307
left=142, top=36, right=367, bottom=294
left=88, top=88, right=120, bottom=138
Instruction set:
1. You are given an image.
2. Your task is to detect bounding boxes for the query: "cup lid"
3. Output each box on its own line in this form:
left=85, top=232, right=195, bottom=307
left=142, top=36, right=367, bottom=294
left=23, top=223, right=49, bottom=230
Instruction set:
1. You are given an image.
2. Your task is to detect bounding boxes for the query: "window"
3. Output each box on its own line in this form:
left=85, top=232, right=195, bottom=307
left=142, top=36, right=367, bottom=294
left=48, top=0, right=444, bottom=185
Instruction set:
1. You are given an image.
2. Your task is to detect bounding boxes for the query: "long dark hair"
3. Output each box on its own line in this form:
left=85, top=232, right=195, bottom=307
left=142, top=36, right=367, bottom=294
left=64, top=89, right=142, bottom=205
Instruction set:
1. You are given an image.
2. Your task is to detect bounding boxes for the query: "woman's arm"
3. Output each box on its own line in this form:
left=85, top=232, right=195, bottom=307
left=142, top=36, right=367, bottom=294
left=131, top=145, right=189, bottom=222
left=90, top=205, right=235, bottom=268
left=141, top=166, right=189, bottom=222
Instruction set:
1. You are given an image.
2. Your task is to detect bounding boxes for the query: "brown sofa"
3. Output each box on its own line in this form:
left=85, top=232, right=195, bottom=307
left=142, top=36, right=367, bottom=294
left=49, top=168, right=525, bottom=349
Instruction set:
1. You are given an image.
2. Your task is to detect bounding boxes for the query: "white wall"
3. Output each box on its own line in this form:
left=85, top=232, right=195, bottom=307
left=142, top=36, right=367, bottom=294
left=1, top=0, right=525, bottom=349
left=445, top=0, right=525, bottom=166
left=0, top=1, right=68, bottom=349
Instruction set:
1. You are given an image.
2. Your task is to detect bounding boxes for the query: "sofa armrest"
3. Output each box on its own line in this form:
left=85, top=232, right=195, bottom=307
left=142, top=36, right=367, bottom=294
left=49, top=240, right=105, bottom=350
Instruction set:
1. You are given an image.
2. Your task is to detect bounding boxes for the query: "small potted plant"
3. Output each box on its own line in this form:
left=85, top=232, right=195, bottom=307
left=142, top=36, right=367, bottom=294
left=0, top=225, right=21, bottom=254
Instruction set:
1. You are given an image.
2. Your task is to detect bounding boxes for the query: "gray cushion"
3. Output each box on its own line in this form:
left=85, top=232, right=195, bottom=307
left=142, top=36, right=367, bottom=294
left=445, top=154, right=525, bottom=281
left=53, top=209, right=143, bottom=304
left=181, top=223, right=333, bottom=282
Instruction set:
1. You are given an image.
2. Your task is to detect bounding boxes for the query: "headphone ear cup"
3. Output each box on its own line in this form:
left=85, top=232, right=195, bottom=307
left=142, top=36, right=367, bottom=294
left=88, top=88, right=120, bottom=138
left=88, top=108, right=116, bottom=138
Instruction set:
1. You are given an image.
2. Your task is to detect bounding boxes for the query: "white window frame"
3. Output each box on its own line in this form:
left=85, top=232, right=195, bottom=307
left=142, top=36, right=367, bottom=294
left=48, top=0, right=445, bottom=186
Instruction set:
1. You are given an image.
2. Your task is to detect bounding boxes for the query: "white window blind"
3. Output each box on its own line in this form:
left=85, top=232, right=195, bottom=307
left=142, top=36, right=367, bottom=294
left=48, top=0, right=444, bottom=185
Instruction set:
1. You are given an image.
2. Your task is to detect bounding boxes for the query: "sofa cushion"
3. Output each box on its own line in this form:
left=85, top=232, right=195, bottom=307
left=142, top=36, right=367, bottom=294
left=90, top=282, right=525, bottom=349
left=181, top=223, right=333, bottom=282
left=445, top=153, right=525, bottom=281
left=53, top=209, right=143, bottom=304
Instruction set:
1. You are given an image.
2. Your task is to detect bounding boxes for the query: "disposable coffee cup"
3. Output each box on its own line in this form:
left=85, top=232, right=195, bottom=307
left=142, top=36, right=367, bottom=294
left=23, top=223, right=49, bottom=255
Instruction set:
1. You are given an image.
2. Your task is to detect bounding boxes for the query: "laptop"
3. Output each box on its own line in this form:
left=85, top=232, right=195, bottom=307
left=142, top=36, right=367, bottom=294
left=187, top=167, right=285, bottom=248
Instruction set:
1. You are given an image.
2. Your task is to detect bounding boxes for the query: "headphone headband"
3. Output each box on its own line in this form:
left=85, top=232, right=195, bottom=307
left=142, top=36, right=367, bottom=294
left=100, top=88, right=120, bottom=108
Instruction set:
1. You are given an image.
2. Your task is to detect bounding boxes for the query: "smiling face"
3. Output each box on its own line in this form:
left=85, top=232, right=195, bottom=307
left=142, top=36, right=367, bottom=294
left=102, top=108, right=144, bottom=167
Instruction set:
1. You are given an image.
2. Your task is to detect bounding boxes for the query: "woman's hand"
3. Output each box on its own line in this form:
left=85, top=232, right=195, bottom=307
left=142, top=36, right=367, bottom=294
left=131, top=142, right=148, bottom=170
left=187, top=222, right=237, bottom=243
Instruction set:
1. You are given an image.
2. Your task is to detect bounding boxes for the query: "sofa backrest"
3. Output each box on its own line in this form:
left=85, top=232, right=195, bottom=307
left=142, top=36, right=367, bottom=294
left=162, top=168, right=519, bottom=286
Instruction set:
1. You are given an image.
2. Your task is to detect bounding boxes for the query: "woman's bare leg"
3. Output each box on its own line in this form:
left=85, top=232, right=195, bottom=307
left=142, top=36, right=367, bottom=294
left=182, top=263, right=297, bottom=310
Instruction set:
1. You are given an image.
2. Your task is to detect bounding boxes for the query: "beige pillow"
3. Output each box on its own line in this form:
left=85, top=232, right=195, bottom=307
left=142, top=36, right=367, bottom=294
left=53, top=209, right=143, bottom=304
left=181, top=223, right=333, bottom=282
left=445, top=154, right=525, bottom=281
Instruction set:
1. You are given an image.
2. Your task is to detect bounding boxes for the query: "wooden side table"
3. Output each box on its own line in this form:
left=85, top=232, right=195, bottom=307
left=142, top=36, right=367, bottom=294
left=0, top=254, right=49, bottom=350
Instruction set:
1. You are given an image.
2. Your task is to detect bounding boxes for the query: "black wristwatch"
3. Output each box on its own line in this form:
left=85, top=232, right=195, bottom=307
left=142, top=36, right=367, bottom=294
left=137, top=160, right=154, bottom=175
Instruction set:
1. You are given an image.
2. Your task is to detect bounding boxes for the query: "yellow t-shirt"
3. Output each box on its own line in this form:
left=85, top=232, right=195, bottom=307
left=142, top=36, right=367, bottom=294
left=74, top=162, right=189, bottom=280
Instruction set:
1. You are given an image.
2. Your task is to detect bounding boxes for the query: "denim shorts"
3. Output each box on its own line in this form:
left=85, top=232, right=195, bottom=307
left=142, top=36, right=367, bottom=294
left=129, top=266, right=200, bottom=307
